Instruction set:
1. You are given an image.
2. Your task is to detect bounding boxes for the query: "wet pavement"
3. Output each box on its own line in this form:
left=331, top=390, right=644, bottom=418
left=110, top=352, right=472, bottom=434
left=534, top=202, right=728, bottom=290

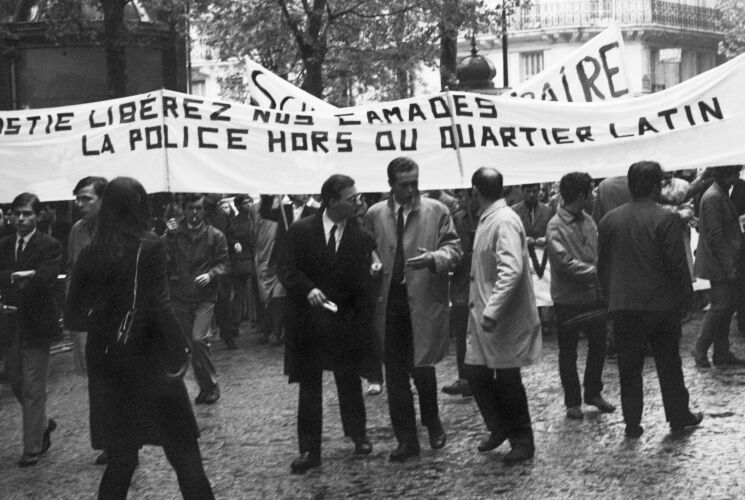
left=2, top=310, right=745, bottom=499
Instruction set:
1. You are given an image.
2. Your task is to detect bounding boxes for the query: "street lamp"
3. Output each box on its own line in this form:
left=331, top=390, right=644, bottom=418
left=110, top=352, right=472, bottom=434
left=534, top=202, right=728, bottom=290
left=500, top=0, right=529, bottom=89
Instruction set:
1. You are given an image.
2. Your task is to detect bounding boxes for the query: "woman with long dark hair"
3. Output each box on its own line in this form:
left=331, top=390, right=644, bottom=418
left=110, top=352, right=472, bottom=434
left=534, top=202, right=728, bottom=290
left=66, top=177, right=214, bottom=499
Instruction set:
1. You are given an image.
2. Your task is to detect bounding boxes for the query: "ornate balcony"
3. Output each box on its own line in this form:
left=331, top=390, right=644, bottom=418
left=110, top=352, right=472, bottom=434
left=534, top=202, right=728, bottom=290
left=514, top=0, right=721, bottom=34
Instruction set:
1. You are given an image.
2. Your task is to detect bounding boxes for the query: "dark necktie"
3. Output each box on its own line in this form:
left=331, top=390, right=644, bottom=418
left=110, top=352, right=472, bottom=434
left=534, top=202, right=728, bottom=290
left=16, top=239, right=24, bottom=262
left=391, top=207, right=405, bottom=285
left=326, top=224, right=337, bottom=254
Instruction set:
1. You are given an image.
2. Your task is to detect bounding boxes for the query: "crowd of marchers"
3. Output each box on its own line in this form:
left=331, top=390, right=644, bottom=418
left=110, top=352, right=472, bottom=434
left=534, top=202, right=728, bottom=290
left=1, top=159, right=743, bottom=498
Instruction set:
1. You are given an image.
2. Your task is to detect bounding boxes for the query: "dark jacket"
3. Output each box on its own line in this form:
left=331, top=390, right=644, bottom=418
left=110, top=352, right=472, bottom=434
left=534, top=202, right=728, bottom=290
left=65, top=235, right=198, bottom=450
left=598, top=199, right=693, bottom=313
left=0, top=231, right=61, bottom=344
left=511, top=200, right=554, bottom=239
left=162, top=221, right=228, bottom=303
left=277, top=211, right=377, bottom=383
left=695, top=181, right=741, bottom=282
left=226, top=211, right=256, bottom=276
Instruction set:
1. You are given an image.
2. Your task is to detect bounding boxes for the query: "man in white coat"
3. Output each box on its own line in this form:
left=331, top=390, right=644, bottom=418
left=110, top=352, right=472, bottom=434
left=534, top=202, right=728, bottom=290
left=465, top=167, right=542, bottom=465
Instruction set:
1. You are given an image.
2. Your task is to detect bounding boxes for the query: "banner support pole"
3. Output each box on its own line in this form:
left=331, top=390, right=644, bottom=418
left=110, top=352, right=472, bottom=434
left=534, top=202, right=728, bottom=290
left=444, top=88, right=465, bottom=184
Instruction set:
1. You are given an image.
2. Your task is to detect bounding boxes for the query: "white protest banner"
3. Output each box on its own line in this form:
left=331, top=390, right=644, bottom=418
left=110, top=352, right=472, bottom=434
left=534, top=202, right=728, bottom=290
left=245, top=58, right=338, bottom=113
left=2, top=52, right=745, bottom=201
left=245, top=25, right=630, bottom=113
left=508, top=24, right=632, bottom=101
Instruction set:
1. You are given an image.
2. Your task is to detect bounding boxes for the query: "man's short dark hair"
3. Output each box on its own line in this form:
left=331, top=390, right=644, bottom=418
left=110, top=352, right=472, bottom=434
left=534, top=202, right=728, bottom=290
left=234, top=194, right=250, bottom=207
left=521, top=183, right=540, bottom=191
left=320, top=174, right=355, bottom=207
left=471, top=167, right=503, bottom=201
left=559, top=172, right=593, bottom=204
left=182, top=193, right=206, bottom=208
left=627, top=161, right=663, bottom=199
left=710, top=165, right=743, bottom=184
left=387, top=157, right=419, bottom=184
left=11, top=193, right=42, bottom=214
left=73, top=176, right=108, bottom=197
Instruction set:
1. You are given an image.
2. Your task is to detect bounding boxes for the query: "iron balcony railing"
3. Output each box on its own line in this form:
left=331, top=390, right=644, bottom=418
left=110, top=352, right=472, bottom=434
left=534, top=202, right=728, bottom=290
left=514, top=0, right=721, bottom=33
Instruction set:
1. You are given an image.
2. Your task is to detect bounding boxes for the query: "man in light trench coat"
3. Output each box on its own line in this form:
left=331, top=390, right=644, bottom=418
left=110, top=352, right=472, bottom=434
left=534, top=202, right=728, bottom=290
left=465, top=167, right=542, bottom=465
left=364, top=156, right=462, bottom=462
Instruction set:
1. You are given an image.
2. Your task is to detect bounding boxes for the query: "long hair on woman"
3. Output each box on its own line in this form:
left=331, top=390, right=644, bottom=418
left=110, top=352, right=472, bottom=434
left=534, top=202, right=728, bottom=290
left=90, top=177, right=152, bottom=262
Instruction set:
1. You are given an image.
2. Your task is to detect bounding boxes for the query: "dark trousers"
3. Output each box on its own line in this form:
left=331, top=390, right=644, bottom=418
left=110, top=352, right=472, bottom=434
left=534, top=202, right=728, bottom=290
left=385, top=284, right=439, bottom=445
left=99, top=440, right=213, bottom=500
left=297, top=361, right=367, bottom=457
left=214, top=279, right=239, bottom=341
left=613, top=311, right=691, bottom=428
left=4, top=322, right=51, bottom=455
left=696, top=280, right=736, bottom=363
left=737, top=259, right=745, bottom=333
left=464, top=365, right=533, bottom=446
left=449, top=304, right=468, bottom=379
left=554, top=303, right=607, bottom=408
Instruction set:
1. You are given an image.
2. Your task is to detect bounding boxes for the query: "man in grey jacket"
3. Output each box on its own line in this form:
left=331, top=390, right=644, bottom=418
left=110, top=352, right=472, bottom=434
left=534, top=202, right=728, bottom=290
left=546, top=172, right=615, bottom=420
left=465, top=167, right=541, bottom=465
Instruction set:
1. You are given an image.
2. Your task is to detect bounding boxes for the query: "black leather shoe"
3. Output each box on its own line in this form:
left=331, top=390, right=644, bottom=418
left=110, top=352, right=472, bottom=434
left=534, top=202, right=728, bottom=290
left=503, top=445, right=534, bottom=465
left=670, top=411, right=704, bottom=432
left=691, top=348, right=711, bottom=368
left=477, top=431, right=508, bottom=452
left=18, top=453, right=40, bottom=467
left=290, top=452, right=321, bottom=474
left=428, top=421, right=447, bottom=450
left=712, top=353, right=745, bottom=367
left=389, top=442, right=420, bottom=462
left=625, top=424, right=644, bottom=438
left=352, top=436, right=373, bottom=456
left=441, top=379, right=464, bottom=395
left=41, top=418, right=56, bottom=454
left=95, top=450, right=109, bottom=465
left=586, top=396, right=616, bottom=413
left=196, top=385, right=221, bottom=405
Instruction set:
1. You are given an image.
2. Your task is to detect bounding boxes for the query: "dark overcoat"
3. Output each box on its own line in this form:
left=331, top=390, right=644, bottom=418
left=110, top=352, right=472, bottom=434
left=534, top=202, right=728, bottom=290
left=66, top=234, right=198, bottom=450
left=277, top=212, right=377, bottom=383
left=0, top=231, right=62, bottom=345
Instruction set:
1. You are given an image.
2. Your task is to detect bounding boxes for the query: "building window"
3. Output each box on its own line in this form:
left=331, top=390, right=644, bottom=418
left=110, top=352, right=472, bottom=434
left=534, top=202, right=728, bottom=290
left=521, top=51, right=544, bottom=82
left=191, top=80, right=206, bottom=96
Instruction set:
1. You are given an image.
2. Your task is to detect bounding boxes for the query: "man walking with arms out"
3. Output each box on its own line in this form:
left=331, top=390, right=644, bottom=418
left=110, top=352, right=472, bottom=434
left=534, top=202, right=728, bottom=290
left=598, top=161, right=702, bottom=438
left=163, top=193, right=228, bottom=405
left=364, top=157, right=461, bottom=462
left=465, top=168, right=541, bottom=464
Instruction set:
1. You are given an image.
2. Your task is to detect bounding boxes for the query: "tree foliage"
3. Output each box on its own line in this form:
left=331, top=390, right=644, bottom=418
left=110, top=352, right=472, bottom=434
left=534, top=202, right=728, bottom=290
left=194, top=0, right=500, bottom=105
left=719, top=0, right=745, bottom=59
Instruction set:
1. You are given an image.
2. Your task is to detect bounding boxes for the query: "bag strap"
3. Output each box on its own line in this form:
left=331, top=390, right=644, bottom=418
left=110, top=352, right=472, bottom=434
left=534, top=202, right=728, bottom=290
left=131, top=243, right=142, bottom=309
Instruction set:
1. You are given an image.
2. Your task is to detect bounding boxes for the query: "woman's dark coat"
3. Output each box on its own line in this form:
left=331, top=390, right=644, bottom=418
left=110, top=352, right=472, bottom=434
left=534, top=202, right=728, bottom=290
left=66, top=234, right=197, bottom=450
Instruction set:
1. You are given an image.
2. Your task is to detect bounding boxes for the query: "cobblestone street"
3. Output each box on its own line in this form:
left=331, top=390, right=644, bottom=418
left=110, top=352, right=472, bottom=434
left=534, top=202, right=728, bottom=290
left=2, top=311, right=745, bottom=499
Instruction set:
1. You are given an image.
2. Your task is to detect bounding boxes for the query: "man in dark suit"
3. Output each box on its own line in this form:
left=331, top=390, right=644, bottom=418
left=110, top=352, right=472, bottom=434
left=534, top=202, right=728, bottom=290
left=693, top=165, right=745, bottom=367
left=598, top=161, right=702, bottom=438
left=511, top=183, right=554, bottom=244
left=0, top=193, right=62, bottom=466
left=277, top=175, right=376, bottom=474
